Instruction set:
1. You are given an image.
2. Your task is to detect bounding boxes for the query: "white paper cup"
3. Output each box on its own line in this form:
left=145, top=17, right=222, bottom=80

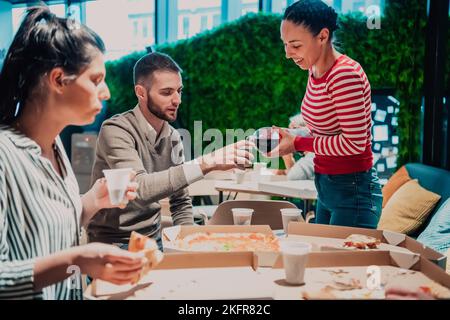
left=251, top=162, right=268, bottom=182
left=253, top=162, right=267, bottom=173
left=231, top=208, right=254, bottom=225
left=280, top=208, right=303, bottom=234
left=280, top=241, right=312, bottom=285
left=102, top=168, right=132, bottom=206
left=234, top=169, right=246, bottom=184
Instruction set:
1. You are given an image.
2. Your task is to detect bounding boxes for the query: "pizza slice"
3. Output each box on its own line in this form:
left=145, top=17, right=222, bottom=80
left=128, top=231, right=164, bottom=284
left=343, top=234, right=381, bottom=250
left=419, top=282, right=450, bottom=299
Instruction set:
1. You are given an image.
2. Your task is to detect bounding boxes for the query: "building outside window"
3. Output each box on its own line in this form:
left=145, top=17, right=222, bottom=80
left=177, top=0, right=222, bottom=40
left=200, top=15, right=208, bottom=32
left=307, top=0, right=384, bottom=15
left=12, top=3, right=66, bottom=35
left=10, top=0, right=385, bottom=62
left=85, top=0, right=155, bottom=61
left=242, top=0, right=259, bottom=15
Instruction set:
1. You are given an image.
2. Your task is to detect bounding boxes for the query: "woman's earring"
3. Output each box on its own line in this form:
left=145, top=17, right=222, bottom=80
left=14, top=100, right=21, bottom=117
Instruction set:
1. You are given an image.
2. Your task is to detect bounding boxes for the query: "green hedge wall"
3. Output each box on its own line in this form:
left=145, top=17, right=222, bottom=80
left=105, top=0, right=446, bottom=167
left=106, top=13, right=304, bottom=132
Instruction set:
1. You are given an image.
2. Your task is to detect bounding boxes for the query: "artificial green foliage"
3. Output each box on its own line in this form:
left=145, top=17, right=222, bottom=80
left=447, top=16, right=450, bottom=96
left=379, top=0, right=427, bottom=165
left=104, top=52, right=144, bottom=111
left=107, top=14, right=305, bottom=133
left=335, top=1, right=427, bottom=165
left=105, top=1, right=433, bottom=167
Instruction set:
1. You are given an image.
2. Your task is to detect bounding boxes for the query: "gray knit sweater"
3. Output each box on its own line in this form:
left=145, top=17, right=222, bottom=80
left=87, top=106, right=193, bottom=244
left=287, top=152, right=315, bottom=181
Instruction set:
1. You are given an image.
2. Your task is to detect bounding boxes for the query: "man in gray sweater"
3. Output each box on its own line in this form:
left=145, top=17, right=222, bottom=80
left=87, top=52, right=253, bottom=246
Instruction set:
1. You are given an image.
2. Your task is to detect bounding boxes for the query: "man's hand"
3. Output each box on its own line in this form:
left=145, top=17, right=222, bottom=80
left=198, top=140, right=255, bottom=174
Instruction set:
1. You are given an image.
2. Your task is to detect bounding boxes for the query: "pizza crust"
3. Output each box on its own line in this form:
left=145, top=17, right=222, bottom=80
left=128, top=231, right=164, bottom=284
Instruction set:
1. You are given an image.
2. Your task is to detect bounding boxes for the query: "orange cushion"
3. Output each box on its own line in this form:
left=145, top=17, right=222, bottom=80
left=382, top=166, right=411, bottom=208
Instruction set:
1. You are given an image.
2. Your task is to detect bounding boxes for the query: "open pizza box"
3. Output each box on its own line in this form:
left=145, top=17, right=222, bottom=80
left=84, top=251, right=277, bottom=300
left=286, top=222, right=447, bottom=269
left=267, top=250, right=450, bottom=300
left=84, top=250, right=450, bottom=300
left=162, top=225, right=280, bottom=267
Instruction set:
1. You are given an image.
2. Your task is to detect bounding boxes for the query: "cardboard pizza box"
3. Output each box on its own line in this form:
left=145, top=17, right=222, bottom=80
left=84, top=250, right=450, bottom=300
left=84, top=251, right=276, bottom=300
left=162, top=225, right=280, bottom=267
left=286, top=222, right=446, bottom=269
left=267, top=250, right=450, bottom=300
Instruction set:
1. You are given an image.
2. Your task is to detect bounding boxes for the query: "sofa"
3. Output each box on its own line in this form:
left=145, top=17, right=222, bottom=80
left=403, top=163, right=450, bottom=238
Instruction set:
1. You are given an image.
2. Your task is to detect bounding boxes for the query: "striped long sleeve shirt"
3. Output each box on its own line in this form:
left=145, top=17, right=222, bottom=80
left=294, top=55, right=373, bottom=175
left=0, top=126, right=82, bottom=300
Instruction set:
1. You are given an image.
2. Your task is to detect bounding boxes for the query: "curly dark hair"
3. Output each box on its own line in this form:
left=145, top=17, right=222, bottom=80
left=283, top=0, right=339, bottom=39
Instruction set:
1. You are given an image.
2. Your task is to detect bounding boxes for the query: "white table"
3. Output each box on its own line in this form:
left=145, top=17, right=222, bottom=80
left=215, top=179, right=317, bottom=199
left=187, top=170, right=235, bottom=197
left=215, top=179, right=317, bottom=214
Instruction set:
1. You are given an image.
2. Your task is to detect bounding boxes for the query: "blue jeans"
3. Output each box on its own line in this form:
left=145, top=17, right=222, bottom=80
left=314, top=168, right=383, bottom=229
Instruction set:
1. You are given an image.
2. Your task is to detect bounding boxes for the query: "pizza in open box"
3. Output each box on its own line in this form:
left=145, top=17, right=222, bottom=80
left=172, top=232, right=280, bottom=252
left=343, top=234, right=381, bottom=250
left=128, top=231, right=164, bottom=283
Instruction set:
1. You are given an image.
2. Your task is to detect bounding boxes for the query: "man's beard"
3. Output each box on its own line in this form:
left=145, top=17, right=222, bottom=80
left=147, top=97, right=177, bottom=122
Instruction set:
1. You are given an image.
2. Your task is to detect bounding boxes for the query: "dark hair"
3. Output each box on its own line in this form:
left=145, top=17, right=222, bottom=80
left=283, top=0, right=338, bottom=39
left=0, top=6, right=105, bottom=125
left=133, top=52, right=182, bottom=86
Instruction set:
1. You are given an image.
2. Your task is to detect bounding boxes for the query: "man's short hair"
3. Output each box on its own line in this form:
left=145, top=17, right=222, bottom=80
left=133, top=52, right=182, bottom=86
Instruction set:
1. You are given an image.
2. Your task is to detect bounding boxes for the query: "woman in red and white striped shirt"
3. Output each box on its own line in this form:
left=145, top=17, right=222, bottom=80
left=271, top=0, right=382, bottom=229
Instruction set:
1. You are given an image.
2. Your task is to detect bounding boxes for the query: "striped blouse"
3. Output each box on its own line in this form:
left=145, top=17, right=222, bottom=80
left=0, top=125, right=82, bottom=300
left=294, top=54, right=373, bottom=175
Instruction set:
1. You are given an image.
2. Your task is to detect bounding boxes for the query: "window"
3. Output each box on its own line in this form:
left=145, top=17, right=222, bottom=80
left=177, top=0, right=221, bottom=40
left=213, top=14, right=221, bottom=28
left=182, top=16, right=190, bottom=37
left=282, top=0, right=385, bottom=15
left=85, top=0, right=155, bottom=61
left=142, top=19, right=149, bottom=38
left=133, top=20, right=138, bottom=37
left=200, top=15, right=208, bottom=32
left=12, top=7, right=27, bottom=35
left=272, top=0, right=289, bottom=14
left=330, top=0, right=385, bottom=15
left=12, top=3, right=66, bottom=35
left=242, top=0, right=259, bottom=15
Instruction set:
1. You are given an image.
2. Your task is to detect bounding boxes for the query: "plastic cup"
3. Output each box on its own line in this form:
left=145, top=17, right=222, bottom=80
left=234, top=169, right=246, bottom=184
left=280, top=208, right=303, bottom=235
left=253, top=162, right=268, bottom=173
left=252, top=162, right=268, bottom=182
left=231, top=208, right=254, bottom=225
left=102, top=168, right=132, bottom=206
left=280, top=241, right=312, bottom=285
left=248, top=128, right=280, bottom=155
